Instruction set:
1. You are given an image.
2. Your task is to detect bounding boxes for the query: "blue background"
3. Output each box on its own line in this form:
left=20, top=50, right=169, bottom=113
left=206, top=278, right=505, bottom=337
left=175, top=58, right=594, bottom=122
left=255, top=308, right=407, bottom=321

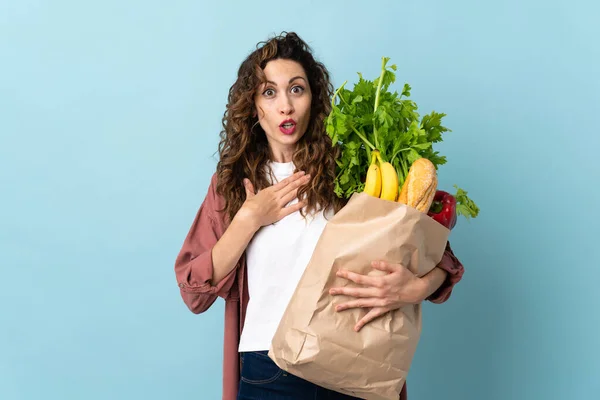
left=1, top=0, right=598, bottom=399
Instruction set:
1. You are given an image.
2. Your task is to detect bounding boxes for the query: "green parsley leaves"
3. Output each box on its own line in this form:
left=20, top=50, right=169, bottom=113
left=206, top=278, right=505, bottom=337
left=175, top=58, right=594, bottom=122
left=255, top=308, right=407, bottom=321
left=326, top=57, right=479, bottom=219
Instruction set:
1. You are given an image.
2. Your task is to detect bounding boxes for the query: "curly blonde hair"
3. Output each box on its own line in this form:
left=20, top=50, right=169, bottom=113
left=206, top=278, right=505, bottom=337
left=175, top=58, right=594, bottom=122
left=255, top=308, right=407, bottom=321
left=215, top=32, right=345, bottom=223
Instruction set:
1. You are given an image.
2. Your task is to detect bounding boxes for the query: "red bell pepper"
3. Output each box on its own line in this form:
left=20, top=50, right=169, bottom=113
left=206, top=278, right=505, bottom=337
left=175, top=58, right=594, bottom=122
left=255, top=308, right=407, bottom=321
left=427, top=190, right=457, bottom=230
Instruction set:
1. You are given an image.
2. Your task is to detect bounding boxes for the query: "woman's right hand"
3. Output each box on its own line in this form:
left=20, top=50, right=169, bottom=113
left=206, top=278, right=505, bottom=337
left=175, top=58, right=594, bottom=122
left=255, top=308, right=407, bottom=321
left=237, top=171, right=311, bottom=229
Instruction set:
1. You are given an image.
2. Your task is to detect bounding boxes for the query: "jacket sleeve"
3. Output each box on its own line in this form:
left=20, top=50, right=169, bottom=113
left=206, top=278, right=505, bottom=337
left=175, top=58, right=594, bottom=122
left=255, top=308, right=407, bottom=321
left=426, top=241, right=465, bottom=304
left=174, top=174, right=238, bottom=314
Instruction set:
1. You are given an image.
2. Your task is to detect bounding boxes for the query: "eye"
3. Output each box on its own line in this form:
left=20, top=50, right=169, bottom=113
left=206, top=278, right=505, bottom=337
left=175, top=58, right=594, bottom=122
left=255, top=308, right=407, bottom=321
left=262, top=88, right=275, bottom=97
left=291, top=85, right=305, bottom=94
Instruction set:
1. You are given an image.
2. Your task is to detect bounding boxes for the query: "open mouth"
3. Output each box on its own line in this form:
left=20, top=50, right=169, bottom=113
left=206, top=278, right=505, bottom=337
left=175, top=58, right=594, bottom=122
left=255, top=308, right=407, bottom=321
left=279, top=120, right=297, bottom=135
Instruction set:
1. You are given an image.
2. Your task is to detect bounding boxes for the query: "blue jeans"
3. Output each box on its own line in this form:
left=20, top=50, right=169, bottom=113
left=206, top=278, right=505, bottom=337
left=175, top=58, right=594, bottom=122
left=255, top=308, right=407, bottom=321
left=237, top=351, right=361, bottom=400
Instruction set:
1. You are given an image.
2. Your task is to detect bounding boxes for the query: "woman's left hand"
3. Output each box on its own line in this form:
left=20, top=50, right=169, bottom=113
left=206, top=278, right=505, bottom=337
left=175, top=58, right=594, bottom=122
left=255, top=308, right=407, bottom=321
left=329, top=260, right=428, bottom=332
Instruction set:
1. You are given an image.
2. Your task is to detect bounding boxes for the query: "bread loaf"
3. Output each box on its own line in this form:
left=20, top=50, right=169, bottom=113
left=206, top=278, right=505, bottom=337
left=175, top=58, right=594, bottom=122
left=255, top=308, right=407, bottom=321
left=397, top=157, right=437, bottom=212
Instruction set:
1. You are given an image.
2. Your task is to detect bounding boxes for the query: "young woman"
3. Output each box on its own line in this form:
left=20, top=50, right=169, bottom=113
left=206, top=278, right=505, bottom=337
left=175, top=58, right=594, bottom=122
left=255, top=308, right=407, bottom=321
left=174, top=31, right=465, bottom=400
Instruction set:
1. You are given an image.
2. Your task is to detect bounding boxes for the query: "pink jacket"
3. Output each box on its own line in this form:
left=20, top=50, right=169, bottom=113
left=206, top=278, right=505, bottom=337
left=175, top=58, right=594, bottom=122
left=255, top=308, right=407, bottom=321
left=174, top=173, right=465, bottom=400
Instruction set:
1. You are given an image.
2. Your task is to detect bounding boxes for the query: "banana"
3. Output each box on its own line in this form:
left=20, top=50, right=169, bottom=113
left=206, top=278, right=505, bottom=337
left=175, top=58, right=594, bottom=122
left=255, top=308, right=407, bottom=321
left=379, top=159, right=399, bottom=201
left=363, top=151, right=382, bottom=197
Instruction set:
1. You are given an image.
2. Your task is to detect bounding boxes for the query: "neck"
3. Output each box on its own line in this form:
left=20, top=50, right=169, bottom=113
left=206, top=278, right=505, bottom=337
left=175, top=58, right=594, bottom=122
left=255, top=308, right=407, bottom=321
left=270, top=146, right=295, bottom=163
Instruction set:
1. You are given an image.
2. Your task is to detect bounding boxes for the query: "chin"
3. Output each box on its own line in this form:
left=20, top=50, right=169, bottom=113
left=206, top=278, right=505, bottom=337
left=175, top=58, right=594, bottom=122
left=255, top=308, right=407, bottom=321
left=278, top=131, right=304, bottom=144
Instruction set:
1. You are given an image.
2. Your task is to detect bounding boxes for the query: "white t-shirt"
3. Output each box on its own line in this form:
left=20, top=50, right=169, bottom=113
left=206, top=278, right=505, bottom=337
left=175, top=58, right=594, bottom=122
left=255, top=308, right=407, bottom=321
left=238, top=161, right=333, bottom=352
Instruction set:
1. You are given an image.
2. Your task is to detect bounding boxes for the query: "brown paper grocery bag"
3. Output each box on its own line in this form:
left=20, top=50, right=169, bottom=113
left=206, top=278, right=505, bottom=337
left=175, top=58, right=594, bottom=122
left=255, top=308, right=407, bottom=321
left=268, top=192, right=450, bottom=400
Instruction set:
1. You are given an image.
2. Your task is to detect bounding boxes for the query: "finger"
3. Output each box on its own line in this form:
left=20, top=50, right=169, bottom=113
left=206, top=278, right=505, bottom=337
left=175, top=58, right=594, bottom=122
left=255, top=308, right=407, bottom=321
left=279, top=186, right=300, bottom=206
left=243, top=179, right=255, bottom=197
left=335, top=298, right=386, bottom=312
left=355, top=307, right=390, bottom=332
left=272, top=171, right=306, bottom=192
left=278, top=173, right=310, bottom=206
left=371, top=260, right=398, bottom=273
left=328, top=286, right=380, bottom=298
left=279, top=173, right=310, bottom=199
left=279, top=200, right=306, bottom=218
left=336, top=269, right=383, bottom=288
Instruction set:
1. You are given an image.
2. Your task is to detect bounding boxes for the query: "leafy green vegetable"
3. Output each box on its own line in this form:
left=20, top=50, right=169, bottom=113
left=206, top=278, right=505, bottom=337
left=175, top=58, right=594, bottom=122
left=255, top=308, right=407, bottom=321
left=453, top=185, right=480, bottom=219
left=326, top=56, right=479, bottom=219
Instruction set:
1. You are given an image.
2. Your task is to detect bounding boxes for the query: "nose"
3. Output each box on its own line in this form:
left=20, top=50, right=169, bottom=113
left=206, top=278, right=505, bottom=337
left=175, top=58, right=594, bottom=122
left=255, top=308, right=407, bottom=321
left=279, top=95, right=294, bottom=115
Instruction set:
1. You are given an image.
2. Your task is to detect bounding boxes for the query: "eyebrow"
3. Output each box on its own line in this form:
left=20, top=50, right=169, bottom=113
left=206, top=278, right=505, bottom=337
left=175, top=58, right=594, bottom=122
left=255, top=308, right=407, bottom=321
left=265, top=76, right=307, bottom=86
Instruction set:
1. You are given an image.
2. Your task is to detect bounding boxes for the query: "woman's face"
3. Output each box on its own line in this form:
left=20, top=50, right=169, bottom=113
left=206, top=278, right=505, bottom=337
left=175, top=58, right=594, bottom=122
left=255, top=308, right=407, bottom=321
left=254, top=59, right=312, bottom=162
